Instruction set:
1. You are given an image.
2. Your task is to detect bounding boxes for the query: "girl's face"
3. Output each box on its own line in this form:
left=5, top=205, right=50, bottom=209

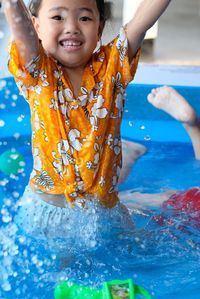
left=32, top=0, right=103, bottom=69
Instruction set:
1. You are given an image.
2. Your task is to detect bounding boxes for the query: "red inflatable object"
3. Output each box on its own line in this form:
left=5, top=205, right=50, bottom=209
left=153, top=188, right=200, bottom=230
left=162, top=187, right=200, bottom=212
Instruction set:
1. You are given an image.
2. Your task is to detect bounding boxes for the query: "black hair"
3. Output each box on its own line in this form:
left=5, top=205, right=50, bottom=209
left=28, top=0, right=42, bottom=17
left=28, top=0, right=105, bottom=21
left=96, top=0, right=105, bottom=21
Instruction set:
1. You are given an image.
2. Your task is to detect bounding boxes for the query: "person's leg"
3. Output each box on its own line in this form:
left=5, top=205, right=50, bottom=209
left=119, top=189, right=175, bottom=209
left=119, top=140, right=146, bottom=183
left=147, top=86, right=200, bottom=159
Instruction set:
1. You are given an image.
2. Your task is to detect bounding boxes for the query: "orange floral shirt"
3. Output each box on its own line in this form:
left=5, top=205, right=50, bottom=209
left=8, top=27, right=140, bottom=208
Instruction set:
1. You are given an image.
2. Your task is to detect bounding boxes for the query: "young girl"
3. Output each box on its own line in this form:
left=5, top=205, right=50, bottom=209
left=3, top=0, right=171, bottom=246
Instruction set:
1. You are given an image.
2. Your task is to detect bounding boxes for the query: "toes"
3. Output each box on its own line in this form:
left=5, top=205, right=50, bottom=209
left=147, top=93, right=154, bottom=103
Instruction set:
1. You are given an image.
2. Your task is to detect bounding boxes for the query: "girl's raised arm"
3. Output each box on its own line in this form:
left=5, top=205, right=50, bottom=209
left=3, top=0, right=39, bottom=65
left=126, top=0, right=171, bottom=61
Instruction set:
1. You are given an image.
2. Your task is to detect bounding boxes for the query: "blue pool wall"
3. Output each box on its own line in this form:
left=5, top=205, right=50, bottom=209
left=0, top=74, right=200, bottom=145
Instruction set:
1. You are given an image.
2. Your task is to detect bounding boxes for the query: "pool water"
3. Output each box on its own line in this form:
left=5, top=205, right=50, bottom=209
left=121, top=140, right=200, bottom=193
left=1, top=78, right=200, bottom=299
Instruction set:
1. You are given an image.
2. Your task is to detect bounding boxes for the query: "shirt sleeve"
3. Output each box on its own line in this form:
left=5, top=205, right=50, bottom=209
left=8, top=41, right=50, bottom=103
left=8, top=41, right=45, bottom=85
left=104, top=27, right=141, bottom=88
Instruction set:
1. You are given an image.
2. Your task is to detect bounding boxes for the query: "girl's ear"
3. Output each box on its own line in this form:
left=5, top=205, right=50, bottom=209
left=32, top=16, right=42, bottom=39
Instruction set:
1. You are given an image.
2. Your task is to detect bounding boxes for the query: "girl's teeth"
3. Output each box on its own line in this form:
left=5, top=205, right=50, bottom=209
left=62, top=41, right=81, bottom=46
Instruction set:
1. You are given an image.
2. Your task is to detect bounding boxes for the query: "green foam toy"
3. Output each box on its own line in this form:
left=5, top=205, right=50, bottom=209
left=0, top=150, right=25, bottom=175
left=54, top=279, right=151, bottom=299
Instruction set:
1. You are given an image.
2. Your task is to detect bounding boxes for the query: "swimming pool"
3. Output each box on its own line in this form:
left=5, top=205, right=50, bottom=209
left=0, top=75, right=200, bottom=299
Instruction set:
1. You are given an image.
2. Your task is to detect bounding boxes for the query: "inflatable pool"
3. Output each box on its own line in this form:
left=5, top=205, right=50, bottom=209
left=0, top=68, right=200, bottom=299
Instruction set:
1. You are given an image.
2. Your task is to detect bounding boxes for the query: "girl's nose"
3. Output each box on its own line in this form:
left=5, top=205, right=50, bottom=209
left=64, top=17, right=80, bottom=35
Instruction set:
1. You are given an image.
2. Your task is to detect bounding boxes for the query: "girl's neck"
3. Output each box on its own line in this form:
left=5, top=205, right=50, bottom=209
left=63, top=67, right=85, bottom=99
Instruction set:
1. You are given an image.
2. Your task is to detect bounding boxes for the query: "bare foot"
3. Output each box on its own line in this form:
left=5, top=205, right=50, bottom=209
left=119, top=140, right=146, bottom=183
left=147, top=86, right=197, bottom=124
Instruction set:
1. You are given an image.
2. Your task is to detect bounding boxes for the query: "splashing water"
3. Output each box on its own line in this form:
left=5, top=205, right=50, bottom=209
left=1, top=78, right=200, bottom=299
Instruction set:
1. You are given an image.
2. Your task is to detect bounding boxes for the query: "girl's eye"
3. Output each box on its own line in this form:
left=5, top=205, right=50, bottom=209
left=80, top=16, right=92, bottom=22
left=52, top=15, right=63, bottom=21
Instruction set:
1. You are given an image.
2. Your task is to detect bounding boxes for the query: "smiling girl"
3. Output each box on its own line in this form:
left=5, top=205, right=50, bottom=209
left=3, top=0, right=171, bottom=247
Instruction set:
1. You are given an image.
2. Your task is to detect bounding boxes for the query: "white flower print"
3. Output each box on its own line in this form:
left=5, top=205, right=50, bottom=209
left=63, top=88, right=74, bottom=101
left=32, top=131, right=35, bottom=139
left=70, top=192, right=78, bottom=198
left=91, top=95, right=108, bottom=119
left=99, top=176, right=106, bottom=187
left=74, top=164, right=81, bottom=176
left=68, top=129, right=82, bottom=151
left=53, top=70, right=60, bottom=79
left=49, top=98, right=58, bottom=110
left=116, top=28, right=128, bottom=65
left=58, top=90, right=64, bottom=104
left=56, top=139, right=74, bottom=166
left=33, top=148, right=42, bottom=171
left=27, top=62, right=38, bottom=77
left=109, top=165, right=121, bottom=193
left=52, top=161, right=63, bottom=179
left=16, top=81, right=28, bottom=99
left=41, top=80, right=49, bottom=87
left=115, top=93, right=124, bottom=117
left=112, top=72, right=123, bottom=91
left=94, top=82, right=103, bottom=93
left=39, top=70, right=47, bottom=81
left=52, top=139, right=75, bottom=178
left=113, top=137, right=121, bottom=155
left=86, top=143, right=101, bottom=171
left=90, top=95, right=108, bottom=131
left=43, top=132, right=48, bottom=142
left=30, top=85, right=42, bottom=95
left=17, top=69, right=26, bottom=78
left=55, top=89, right=70, bottom=115
left=86, top=161, right=93, bottom=170
left=60, top=103, right=67, bottom=116
left=78, top=87, right=88, bottom=106
left=34, top=111, right=40, bottom=131
left=35, top=171, right=54, bottom=190
left=106, top=134, right=113, bottom=146
left=98, top=54, right=104, bottom=63
left=34, top=111, right=44, bottom=131
left=94, top=143, right=101, bottom=165
left=77, top=180, right=84, bottom=191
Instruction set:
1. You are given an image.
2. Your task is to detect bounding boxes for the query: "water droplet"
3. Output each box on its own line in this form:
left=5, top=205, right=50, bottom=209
left=0, top=104, right=6, bottom=109
left=2, top=281, right=11, bottom=292
left=144, top=135, right=151, bottom=141
left=0, top=80, right=7, bottom=90
left=128, top=121, right=133, bottom=127
left=12, top=94, right=18, bottom=101
left=31, top=255, right=38, bottom=264
left=17, top=115, right=25, bottom=122
left=51, top=254, right=57, bottom=260
left=140, top=125, right=145, bottom=130
left=0, top=120, right=5, bottom=127
left=13, top=133, right=21, bottom=139
left=2, top=215, right=12, bottom=223
left=12, top=191, right=20, bottom=198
